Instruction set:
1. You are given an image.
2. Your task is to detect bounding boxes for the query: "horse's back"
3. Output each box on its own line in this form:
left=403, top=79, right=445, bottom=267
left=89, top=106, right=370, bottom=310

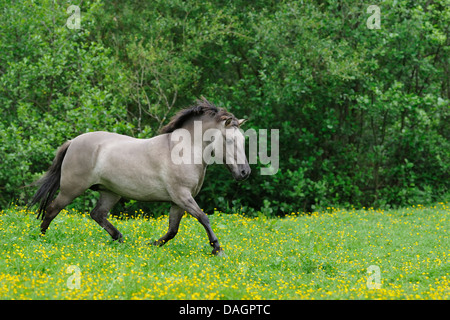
left=72, top=131, right=137, bottom=145
left=64, top=131, right=140, bottom=171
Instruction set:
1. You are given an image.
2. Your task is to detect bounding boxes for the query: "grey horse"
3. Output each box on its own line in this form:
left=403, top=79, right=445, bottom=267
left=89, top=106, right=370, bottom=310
left=30, top=98, right=251, bottom=255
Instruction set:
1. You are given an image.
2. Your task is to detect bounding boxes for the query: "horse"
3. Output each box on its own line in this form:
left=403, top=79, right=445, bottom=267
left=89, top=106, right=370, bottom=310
left=29, top=98, right=251, bottom=255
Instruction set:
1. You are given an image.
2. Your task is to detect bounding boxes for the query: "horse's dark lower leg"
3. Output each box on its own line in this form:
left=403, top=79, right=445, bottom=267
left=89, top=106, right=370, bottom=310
left=197, top=213, right=222, bottom=255
left=90, top=191, right=122, bottom=241
left=174, top=195, right=223, bottom=255
left=40, top=192, right=75, bottom=234
left=154, top=204, right=184, bottom=246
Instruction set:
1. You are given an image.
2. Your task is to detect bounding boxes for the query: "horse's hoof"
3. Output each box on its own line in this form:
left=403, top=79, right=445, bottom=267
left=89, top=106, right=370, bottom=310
left=152, top=240, right=165, bottom=247
left=112, top=232, right=124, bottom=243
left=212, top=247, right=226, bottom=257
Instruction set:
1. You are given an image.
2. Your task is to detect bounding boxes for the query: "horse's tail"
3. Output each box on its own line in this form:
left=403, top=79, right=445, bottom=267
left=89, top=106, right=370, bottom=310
left=29, top=141, right=71, bottom=220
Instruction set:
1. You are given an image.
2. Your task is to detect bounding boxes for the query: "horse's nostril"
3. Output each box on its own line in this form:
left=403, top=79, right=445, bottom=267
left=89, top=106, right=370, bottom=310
left=241, top=169, right=249, bottom=177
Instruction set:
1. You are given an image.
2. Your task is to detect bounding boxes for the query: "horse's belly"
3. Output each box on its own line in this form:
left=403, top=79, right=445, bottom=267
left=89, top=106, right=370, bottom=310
left=101, top=177, right=171, bottom=202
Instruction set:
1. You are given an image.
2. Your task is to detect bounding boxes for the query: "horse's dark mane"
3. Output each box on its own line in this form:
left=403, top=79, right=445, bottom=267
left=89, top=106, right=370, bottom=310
left=160, top=97, right=237, bottom=134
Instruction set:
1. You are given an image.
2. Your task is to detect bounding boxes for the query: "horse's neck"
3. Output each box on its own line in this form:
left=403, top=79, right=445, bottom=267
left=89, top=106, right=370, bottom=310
left=184, top=119, right=217, bottom=167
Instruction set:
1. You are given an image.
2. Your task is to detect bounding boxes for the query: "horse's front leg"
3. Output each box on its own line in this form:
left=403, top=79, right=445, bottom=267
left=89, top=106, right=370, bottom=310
left=174, top=194, right=223, bottom=256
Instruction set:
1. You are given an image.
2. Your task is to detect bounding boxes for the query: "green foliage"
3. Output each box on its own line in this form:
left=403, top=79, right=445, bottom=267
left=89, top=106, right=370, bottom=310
left=0, top=0, right=448, bottom=214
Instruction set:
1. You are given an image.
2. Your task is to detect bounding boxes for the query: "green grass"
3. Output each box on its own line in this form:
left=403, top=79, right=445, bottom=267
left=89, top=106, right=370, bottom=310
left=0, top=203, right=448, bottom=299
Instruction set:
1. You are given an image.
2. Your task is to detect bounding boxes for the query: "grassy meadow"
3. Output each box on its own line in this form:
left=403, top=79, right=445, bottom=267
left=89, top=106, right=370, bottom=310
left=0, top=203, right=448, bottom=299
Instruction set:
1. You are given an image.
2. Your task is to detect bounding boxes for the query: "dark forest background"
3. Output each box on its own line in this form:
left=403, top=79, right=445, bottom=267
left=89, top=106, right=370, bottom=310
left=1, top=0, right=448, bottom=216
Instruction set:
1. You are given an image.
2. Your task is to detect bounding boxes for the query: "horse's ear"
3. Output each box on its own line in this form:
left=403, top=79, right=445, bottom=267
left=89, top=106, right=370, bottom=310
left=224, top=118, right=233, bottom=127
left=238, top=119, right=248, bottom=126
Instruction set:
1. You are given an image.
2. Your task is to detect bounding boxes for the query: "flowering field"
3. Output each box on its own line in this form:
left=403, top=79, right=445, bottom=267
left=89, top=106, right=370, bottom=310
left=0, top=203, right=448, bottom=299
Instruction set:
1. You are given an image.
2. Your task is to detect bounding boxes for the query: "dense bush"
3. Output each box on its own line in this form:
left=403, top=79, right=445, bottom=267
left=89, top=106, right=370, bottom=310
left=1, top=0, right=448, bottom=215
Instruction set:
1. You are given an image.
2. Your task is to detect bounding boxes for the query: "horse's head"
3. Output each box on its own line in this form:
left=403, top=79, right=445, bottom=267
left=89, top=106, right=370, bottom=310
left=217, top=117, right=251, bottom=181
left=162, top=97, right=252, bottom=181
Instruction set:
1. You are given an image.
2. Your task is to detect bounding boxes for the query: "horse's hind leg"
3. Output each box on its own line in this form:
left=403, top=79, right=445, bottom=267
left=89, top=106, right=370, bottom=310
left=153, top=204, right=184, bottom=246
left=90, top=191, right=122, bottom=241
left=41, top=191, right=77, bottom=234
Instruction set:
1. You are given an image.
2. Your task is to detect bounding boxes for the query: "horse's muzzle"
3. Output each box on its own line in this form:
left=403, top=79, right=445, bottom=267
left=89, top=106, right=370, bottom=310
left=234, top=166, right=251, bottom=181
